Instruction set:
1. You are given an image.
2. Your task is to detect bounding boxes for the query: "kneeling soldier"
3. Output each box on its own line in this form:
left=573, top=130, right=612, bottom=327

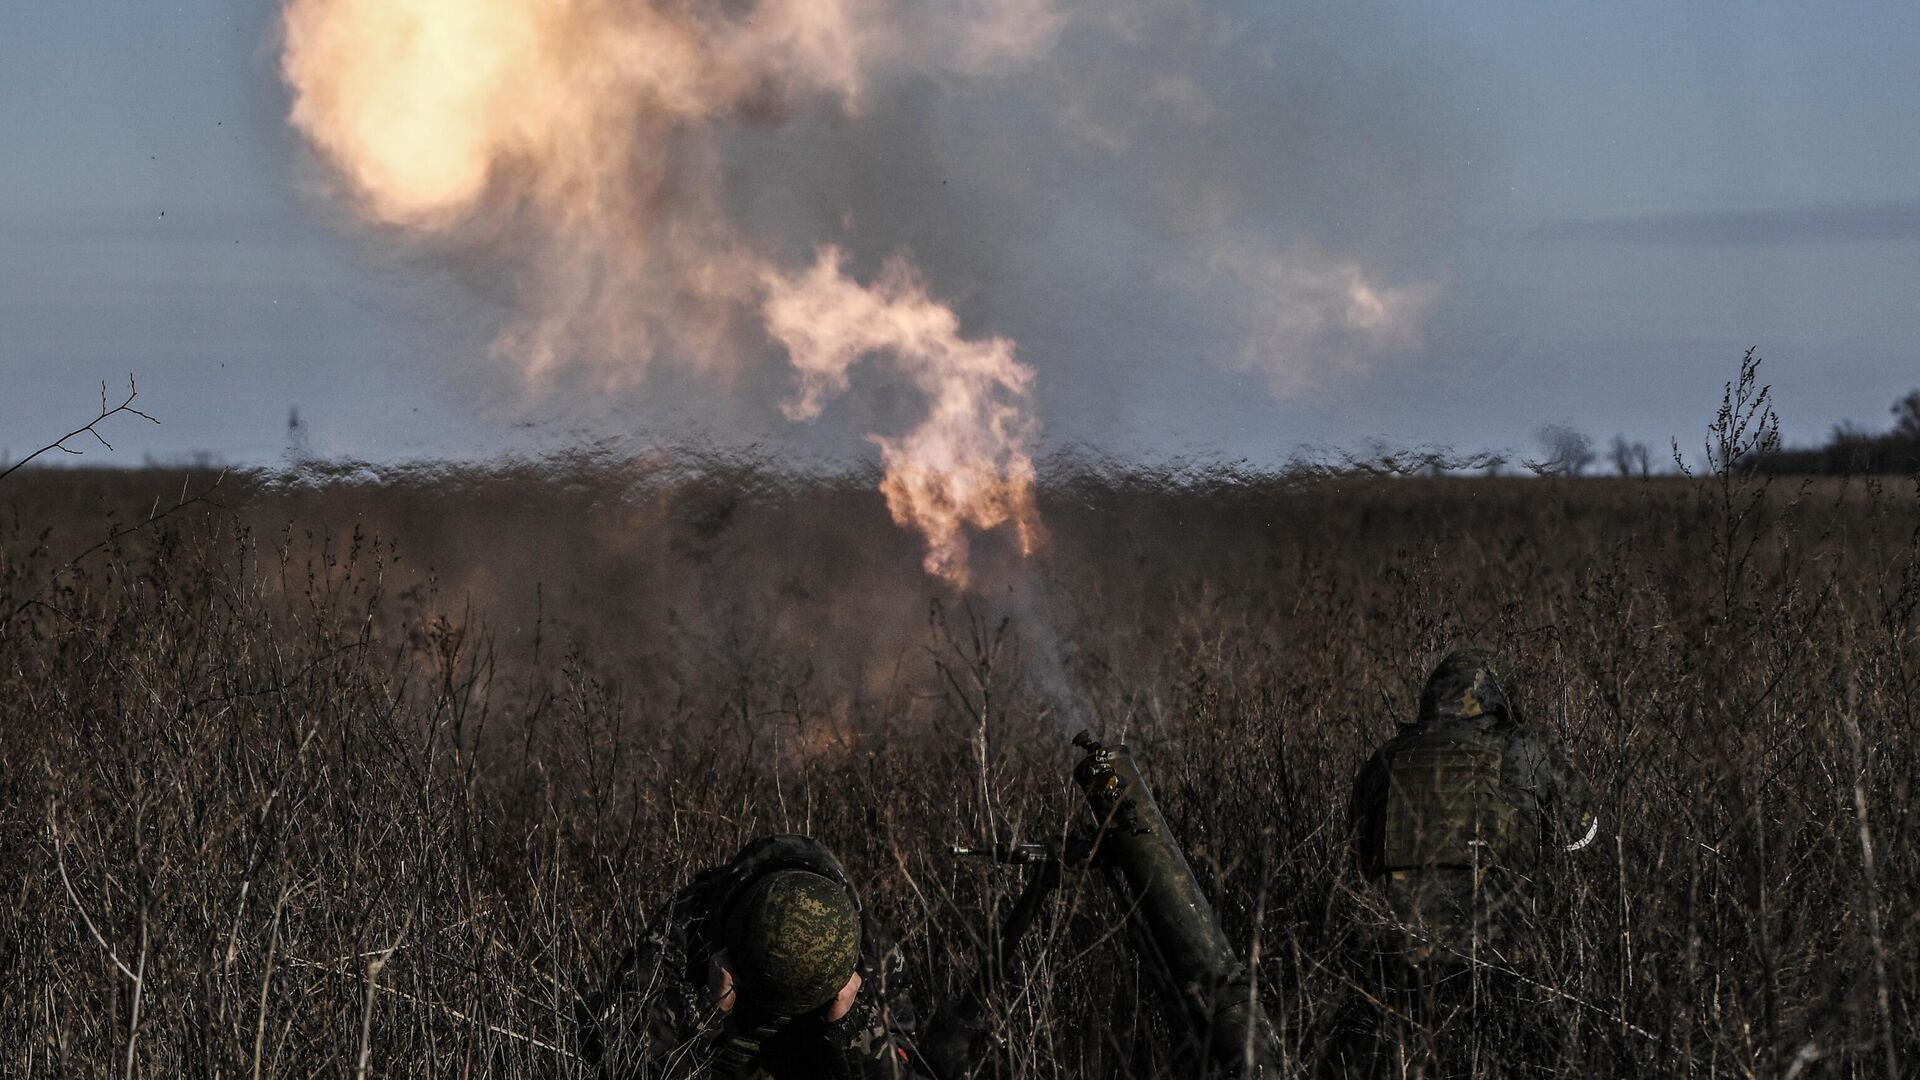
left=582, top=835, right=932, bottom=1079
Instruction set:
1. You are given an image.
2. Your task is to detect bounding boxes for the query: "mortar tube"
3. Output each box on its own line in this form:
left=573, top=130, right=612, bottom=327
left=1072, top=730, right=1283, bottom=1075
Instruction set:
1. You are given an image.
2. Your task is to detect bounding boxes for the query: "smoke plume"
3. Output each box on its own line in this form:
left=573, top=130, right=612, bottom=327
left=279, top=0, right=1457, bottom=583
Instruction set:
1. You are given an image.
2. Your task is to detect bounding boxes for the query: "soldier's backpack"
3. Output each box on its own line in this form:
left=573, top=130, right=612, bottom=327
left=1378, top=727, right=1536, bottom=876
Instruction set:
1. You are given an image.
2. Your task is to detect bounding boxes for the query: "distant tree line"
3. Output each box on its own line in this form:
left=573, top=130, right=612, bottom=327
left=1529, top=386, right=1920, bottom=479
left=1756, top=388, right=1920, bottom=475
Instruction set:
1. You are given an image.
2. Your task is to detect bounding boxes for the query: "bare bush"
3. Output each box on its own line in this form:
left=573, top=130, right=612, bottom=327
left=1529, top=424, right=1596, bottom=476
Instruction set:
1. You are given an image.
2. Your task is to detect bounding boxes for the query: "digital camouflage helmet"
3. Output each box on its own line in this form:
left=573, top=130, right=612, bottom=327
left=722, top=868, right=863, bottom=1017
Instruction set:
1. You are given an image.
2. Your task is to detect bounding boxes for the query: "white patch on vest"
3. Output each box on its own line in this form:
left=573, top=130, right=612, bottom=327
left=1564, top=816, right=1599, bottom=852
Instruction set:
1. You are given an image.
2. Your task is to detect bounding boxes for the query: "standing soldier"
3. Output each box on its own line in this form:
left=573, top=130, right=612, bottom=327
left=1334, top=649, right=1598, bottom=1074
left=581, top=834, right=938, bottom=1079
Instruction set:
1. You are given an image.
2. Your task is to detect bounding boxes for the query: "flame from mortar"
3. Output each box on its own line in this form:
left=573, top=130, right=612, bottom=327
left=765, top=248, right=1042, bottom=586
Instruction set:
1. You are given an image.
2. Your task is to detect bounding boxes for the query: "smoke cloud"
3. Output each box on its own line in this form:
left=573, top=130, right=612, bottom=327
left=279, top=0, right=1464, bottom=581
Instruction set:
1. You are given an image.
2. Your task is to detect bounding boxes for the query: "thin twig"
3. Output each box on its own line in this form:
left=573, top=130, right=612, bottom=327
left=1839, top=687, right=1901, bottom=1080
left=48, top=803, right=139, bottom=983
left=352, top=918, right=412, bottom=1080
left=0, top=377, right=158, bottom=484
left=122, top=915, right=148, bottom=1080
left=253, top=883, right=293, bottom=1080
left=282, top=955, right=578, bottom=1061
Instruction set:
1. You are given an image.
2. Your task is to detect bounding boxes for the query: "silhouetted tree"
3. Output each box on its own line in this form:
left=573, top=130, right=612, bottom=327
left=1610, top=435, right=1652, bottom=478
left=1893, top=389, right=1920, bottom=441
left=1531, top=423, right=1596, bottom=476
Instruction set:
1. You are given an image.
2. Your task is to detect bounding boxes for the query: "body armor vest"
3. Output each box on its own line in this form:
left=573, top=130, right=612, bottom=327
left=1380, top=728, right=1532, bottom=874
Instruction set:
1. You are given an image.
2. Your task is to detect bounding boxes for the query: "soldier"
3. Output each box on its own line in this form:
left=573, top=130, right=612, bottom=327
left=581, top=834, right=936, bottom=1079
left=1332, top=649, right=1598, bottom=1075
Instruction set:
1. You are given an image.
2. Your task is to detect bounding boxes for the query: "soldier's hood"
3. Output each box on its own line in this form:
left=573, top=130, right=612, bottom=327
left=1417, top=652, right=1518, bottom=726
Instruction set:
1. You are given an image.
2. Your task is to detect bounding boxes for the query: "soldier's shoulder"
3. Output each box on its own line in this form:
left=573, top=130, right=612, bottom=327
left=673, top=865, right=724, bottom=918
left=653, top=863, right=732, bottom=961
left=1494, top=722, right=1580, bottom=793
left=1496, top=718, right=1556, bottom=754
left=1368, top=726, right=1427, bottom=759
left=1351, top=741, right=1397, bottom=793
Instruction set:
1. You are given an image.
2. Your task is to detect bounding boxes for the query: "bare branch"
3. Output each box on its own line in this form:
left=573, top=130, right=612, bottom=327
left=49, top=803, right=140, bottom=984
left=0, top=376, right=160, bottom=484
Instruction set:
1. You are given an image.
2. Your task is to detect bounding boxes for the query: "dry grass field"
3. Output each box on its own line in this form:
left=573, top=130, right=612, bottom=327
left=3, top=397, right=1916, bottom=1075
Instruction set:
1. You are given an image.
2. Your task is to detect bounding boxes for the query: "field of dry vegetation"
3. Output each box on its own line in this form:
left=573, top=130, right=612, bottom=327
left=3, top=389, right=1916, bottom=1077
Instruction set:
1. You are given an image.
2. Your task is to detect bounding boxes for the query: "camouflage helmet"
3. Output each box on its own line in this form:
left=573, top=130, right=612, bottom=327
left=722, top=869, right=862, bottom=1017
left=1417, top=648, right=1516, bottom=725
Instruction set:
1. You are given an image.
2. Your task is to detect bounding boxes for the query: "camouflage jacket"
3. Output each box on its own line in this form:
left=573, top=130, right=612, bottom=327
left=1347, top=715, right=1597, bottom=962
left=580, top=836, right=929, bottom=1080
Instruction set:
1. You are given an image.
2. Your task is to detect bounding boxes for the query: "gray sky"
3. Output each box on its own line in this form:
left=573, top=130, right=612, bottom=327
left=4, top=1, right=1917, bottom=470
